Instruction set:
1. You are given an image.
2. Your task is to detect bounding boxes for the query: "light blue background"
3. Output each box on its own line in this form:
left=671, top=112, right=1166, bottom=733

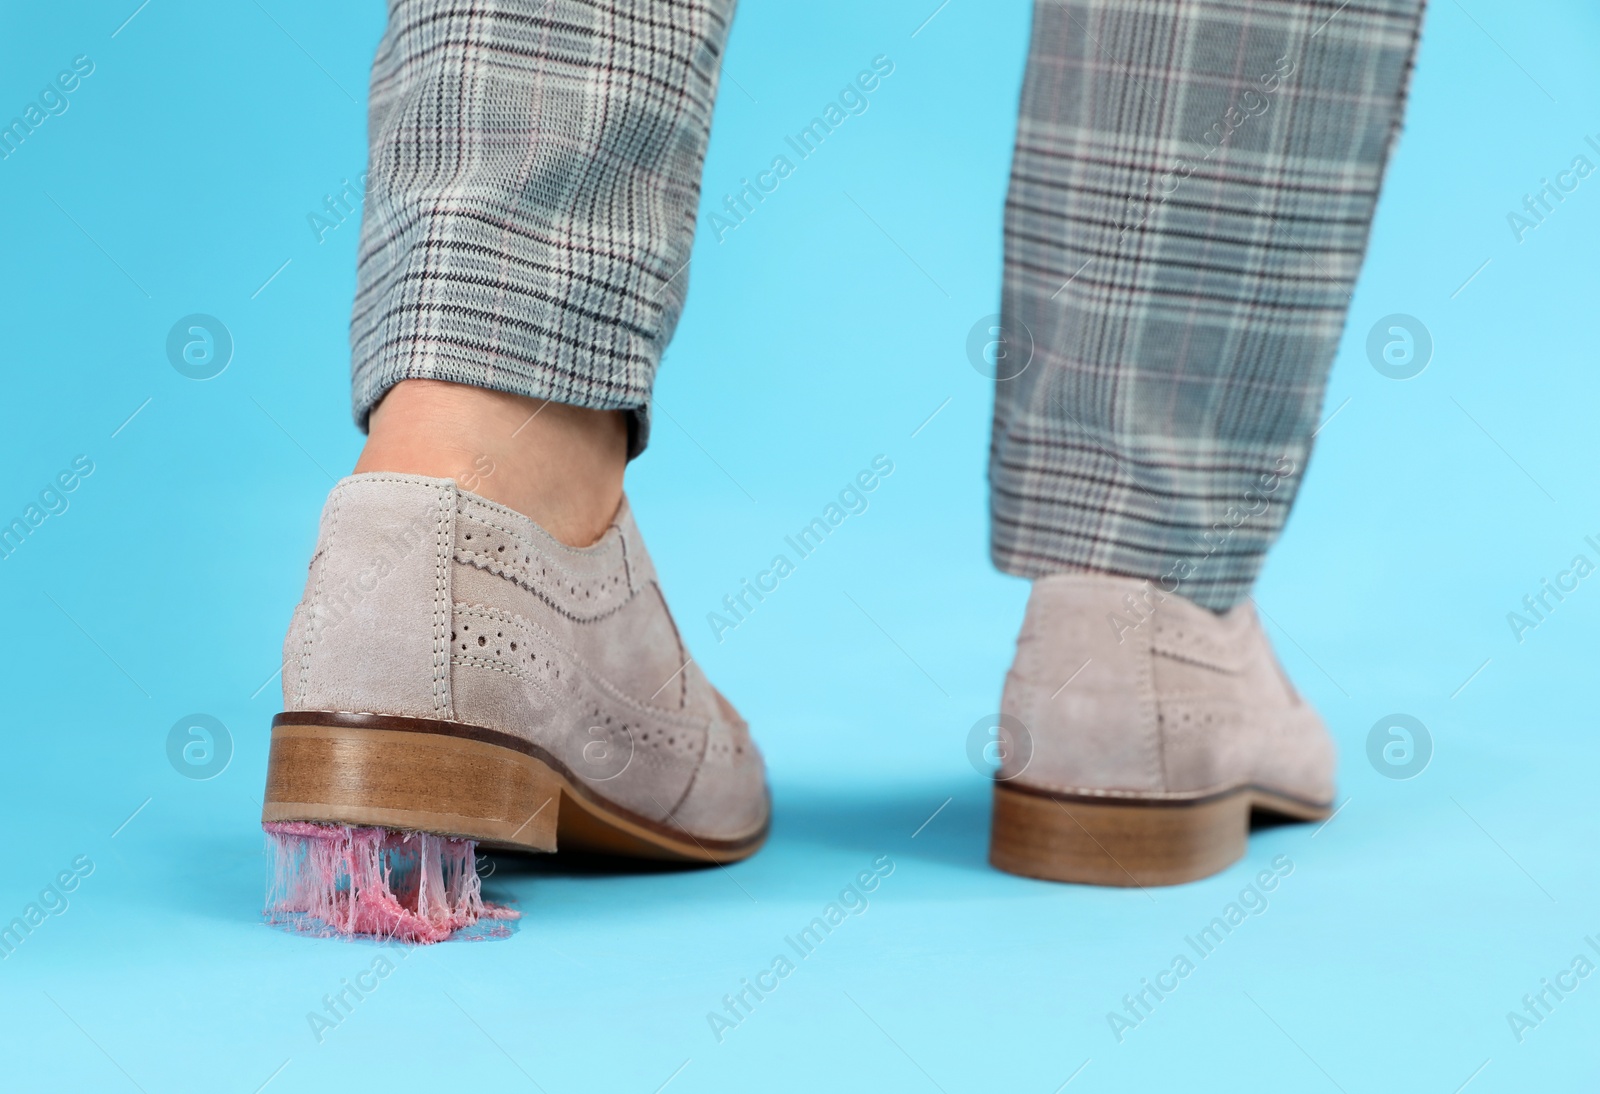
left=1, top=0, right=1597, bottom=1090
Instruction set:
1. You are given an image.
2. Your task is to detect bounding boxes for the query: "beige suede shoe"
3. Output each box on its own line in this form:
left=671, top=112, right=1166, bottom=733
left=989, top=573, right=1334, bottom=887
left=263, top=474, right=769, bottom=865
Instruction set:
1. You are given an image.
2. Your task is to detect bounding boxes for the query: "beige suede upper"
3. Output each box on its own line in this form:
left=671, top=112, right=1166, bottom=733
left=282, top=473, right=768, bottom=843
left=999, top=573, right=1335, bottom=805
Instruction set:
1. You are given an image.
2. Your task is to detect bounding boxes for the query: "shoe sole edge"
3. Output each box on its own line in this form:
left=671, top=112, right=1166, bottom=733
left=263, top=714, right=768, bottom=864
left=988, top=782, right=1331, bottom=887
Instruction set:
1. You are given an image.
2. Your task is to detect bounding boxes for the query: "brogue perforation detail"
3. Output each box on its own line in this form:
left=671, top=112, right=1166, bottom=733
left=452, top=604, right=706, bottom=736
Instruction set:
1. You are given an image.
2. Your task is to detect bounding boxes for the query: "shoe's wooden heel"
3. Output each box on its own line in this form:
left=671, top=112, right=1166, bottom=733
left=263, top=712, right=771, bottom=863
left=263, top=720, right=560, bottom=853
left=989, top=784, right=1254, bottom=887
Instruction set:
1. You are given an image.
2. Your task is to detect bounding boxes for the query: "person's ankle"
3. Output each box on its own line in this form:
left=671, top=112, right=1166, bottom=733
left=353, top=379, right=627, bottom=547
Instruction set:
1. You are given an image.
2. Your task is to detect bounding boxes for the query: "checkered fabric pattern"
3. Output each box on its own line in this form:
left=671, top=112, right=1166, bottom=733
left=350, top=0, right=1425, bottom=609
left=992, top=0, right=1426, bottom=609
left=350, top=0, right=737, bottom=456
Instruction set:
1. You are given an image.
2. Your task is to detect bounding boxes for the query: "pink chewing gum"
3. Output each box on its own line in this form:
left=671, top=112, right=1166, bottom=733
left=264, top=822, right=519, bottom=944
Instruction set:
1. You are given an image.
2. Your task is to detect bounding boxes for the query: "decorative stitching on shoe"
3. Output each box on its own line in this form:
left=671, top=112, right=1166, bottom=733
left=296, top=486, right=342, bottom=708
left=454, top=504, right=635, bottom=621
left=1134, top=627, right=1164, bottom=790
left=1007, top=782, right=1265, bottom=803
left=449, top=651, right=705, bottom=770
left=448, top=653, right=561, bottom=704
left=460, top=511, right=623, bottom=569
left=454, top=547, right=635, bottom=624
left=1158, top=704, right=1246, bottom=733
left=432, top=482, right=452, bottom=715
left=457, top=499, right=632, bottom=583
left=645, top=583, right=690, bottom=711
left=616, top=513, right=644, bottom=599
left=665, top=714, right=721, bottom=821
left=457, top=493, right=625, bottom=561
left=453, top=604, right=707, bottom=732
left=1151, top=616, right=1249, bottom=672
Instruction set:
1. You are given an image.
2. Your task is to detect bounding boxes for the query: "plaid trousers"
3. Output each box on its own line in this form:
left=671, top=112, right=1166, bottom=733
left=351, top=0, right=1426, bottom=610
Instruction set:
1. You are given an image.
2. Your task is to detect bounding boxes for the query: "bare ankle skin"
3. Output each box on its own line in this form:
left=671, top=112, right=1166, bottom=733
left=353, top=379, right=627, bottom=547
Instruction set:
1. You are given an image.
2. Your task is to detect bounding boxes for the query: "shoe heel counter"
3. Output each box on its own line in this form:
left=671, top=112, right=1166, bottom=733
left=999, top=575, right=1164, bottom=792
left=283, top=475, right=458, bottom=719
